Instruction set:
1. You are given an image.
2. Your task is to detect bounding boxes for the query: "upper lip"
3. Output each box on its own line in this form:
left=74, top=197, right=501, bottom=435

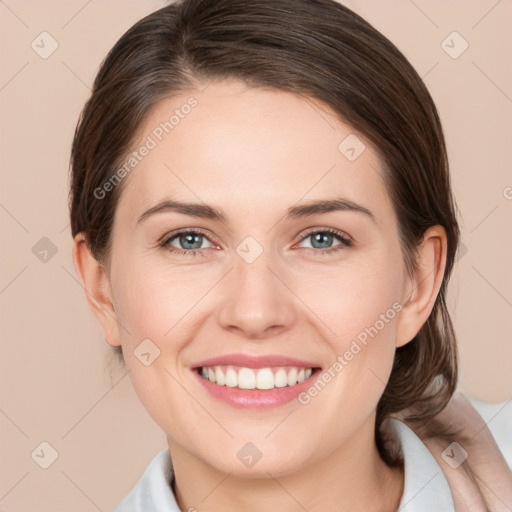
left=192, top=353, right=321, bottom=369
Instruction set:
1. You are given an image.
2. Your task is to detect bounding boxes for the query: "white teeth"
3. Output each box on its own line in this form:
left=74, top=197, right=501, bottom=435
left=238, top=368, right=256, bottom=389
left=287, top=367, right=298, bottom=386
left=274, top=368, right=288, bottom=388
left=225, top=368, right=238, bottom=388
left=255, top=368, right=274, bottom=390
left=199, top=365, right=315, bottom=389
left=215, top=367, right=225, bottom=386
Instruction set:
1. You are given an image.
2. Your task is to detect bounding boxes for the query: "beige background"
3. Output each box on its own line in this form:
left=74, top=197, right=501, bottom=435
left=0, top=0, right=511, bottom=510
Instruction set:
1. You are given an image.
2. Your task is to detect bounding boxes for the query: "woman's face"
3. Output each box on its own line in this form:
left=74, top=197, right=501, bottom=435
left=106, top=79, right=410, bottom=476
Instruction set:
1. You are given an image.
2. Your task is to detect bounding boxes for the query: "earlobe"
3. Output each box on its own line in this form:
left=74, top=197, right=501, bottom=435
left=72, top=233, right=121, bottom=347
left=395, top=226, right=447, bottom=348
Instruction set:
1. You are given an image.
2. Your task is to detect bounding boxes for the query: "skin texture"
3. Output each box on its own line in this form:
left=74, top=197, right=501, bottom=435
left=73, top=80, right=447, bottom=512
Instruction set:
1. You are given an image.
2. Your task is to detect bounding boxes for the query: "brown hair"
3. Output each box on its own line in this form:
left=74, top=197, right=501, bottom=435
left=69, top=0, right=460, bottom=465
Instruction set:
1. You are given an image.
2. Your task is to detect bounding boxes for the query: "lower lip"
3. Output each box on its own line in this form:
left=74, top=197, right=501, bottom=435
left=192, top=368, right=321, bottom=409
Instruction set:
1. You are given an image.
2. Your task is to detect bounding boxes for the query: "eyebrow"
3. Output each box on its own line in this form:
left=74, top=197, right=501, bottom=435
left=136, top=197, right=376, bottom=225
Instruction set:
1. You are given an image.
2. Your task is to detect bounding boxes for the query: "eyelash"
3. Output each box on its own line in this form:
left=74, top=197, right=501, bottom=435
left=160, top=228, right=352, bottom=257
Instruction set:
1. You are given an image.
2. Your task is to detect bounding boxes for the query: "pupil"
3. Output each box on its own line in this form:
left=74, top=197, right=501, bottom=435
left=181, top=233, right=202, bottom=250
left=312, top=232, right=332, bottom=249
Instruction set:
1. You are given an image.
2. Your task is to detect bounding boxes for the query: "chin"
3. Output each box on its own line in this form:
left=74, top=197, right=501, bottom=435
left=199, top=443, right=312, bottom=479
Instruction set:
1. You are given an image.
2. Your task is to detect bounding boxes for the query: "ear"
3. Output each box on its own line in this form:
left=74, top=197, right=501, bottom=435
left=395, top=225, right=447, bottom=348
left=72, top=233, right=121, bottom=347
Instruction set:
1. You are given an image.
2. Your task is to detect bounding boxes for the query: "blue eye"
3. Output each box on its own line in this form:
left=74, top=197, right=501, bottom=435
left=298, top=228, right=352, bottom=255
left=161, top=230, right=212, bottom=257
left=160, top=227, right=352, bottom=257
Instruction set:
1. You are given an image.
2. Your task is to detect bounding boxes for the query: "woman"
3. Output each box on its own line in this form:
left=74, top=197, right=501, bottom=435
left=68, top=0, right=512, bottom=510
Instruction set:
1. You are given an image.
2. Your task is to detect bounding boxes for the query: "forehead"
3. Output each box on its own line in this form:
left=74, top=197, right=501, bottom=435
left=115, top=79, right=392, bottom=224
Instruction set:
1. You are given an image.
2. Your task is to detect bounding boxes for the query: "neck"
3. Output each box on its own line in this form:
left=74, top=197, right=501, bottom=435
left=168, top=415, right=404, bottom=512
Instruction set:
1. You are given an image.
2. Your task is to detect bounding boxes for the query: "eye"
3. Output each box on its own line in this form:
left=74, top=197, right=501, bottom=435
left=297, top=228, right=352, bottom=255
left=159, top=227, right=352, bottom=258
left=160, top=229, right=214, bottom=257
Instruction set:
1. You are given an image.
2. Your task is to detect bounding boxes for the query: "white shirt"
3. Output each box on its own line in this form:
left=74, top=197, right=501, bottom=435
left=113, top=398, right=512, bottom=511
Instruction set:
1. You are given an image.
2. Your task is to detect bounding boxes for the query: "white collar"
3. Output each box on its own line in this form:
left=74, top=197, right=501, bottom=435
left=113, top=419, right=454, bottom=511
left=390, top=418, right=454, bottom=510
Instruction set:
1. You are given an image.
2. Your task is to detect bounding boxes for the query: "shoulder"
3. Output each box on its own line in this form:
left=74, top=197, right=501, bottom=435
left=389, top=418, right=455, bottom=511
left=390, top=394, right=512, bottom=512
left=112, top=449, right=180, bottom=512
left=111, top=398, right=511, bottom=511
left=468, top=396, right=512, bottom=469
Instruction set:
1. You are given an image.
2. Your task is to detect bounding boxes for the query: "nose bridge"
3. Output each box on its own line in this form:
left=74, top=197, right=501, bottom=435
left=216, top=235, right=296, bottom=338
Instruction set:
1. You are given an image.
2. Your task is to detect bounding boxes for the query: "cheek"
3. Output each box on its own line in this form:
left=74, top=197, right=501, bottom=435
left=111, top=256, right=215, bottom=346
left=291, top=259, right=403, bottom=439
left=296, top=252, right=404, bottom=351
left=109, top=259, right=208, bottom=436
left=293, top=248, right=405, bottom=403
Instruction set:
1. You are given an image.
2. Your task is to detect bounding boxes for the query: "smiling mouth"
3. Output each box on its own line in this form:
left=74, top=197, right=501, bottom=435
left=196, top=365, right=320, bottom=390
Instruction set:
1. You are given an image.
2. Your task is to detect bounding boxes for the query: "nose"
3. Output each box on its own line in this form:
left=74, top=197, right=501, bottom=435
left=216, top=249, right=297, bottom=340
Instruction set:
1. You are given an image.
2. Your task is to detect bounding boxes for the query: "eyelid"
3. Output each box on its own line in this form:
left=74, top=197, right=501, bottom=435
left=160, top=226, right=353, bottom=256
left=295, top=226, right=352, bottom=246
left=160, top=226, right=351, bottom=244
left=160, top=227, right=219, bottom=247
left=293, top=228, right=352, bottom=257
